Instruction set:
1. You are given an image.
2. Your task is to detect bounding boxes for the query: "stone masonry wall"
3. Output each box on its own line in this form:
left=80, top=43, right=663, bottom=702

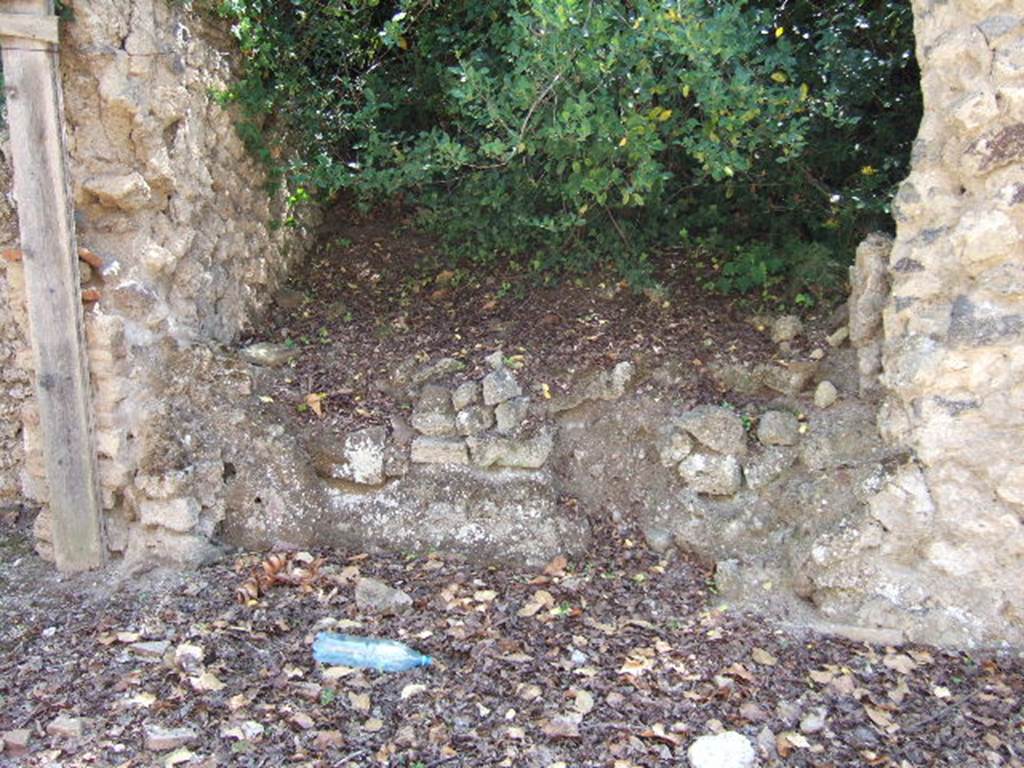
left=799, top=0, right=1024, bottom=646
left=0, top=140, right=27, bottom=507
left=0, top=0, right=316, bottom=562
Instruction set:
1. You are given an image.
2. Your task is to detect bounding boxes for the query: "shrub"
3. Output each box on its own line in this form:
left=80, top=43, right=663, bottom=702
left=211, top=0, right=919, bottom=298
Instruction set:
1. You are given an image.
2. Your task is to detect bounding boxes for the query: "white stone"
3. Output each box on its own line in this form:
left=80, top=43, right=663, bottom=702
left=138, top=497, right=200, bottom=532
left=410, top=437, right=468, bottom=465
left=679, top=453, right=742, bottom=496
left=814, top=381, right=839, bottom=409
left=687, top=731, right=756, bottom=768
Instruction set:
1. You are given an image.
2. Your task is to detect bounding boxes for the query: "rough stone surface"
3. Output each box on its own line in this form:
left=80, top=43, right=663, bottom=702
left=312, top=427, right=387, bottom=486
left=687, top=731, right=756, bottom=768
left=411, top=384, right=456, bottom=436
left=451, top=380, right=480, bottom=411
left=756, top=411, right=800, bottom=446
left=410, top=437, right=469, bottom=465
left=240, top=342, right=299, bottom=368
left=678, top=406, right=748, bottom=457
left=848, top=233, right=891, bottom=395
left=355, top=577, right=413, bottom=615
left=1, top=729, right=30, bottom=755
left=455, top=405, right=495, bottom=436
left=678, top=453, right=743, bottom=496
left=494, top=396, right=530, bottom=434
left=46, top=716, right=86, bottom=739
left=482, top=367, right=522, bottom=406
left=758, top=360, right=818, bottom=396
left=814, top=380, right=839, bottom=409
left=466, top=431, right=554, bottom=469
left=314, top=465, right=589, bottom=568
left=0, top=0, right=317, bottom=565
left=771, top=314, right=804, bottom=344
left=656, top=426, right=693, bottom=467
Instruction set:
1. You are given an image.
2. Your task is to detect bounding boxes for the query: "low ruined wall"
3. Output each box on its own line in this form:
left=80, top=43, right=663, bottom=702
left=0, top=0, right=316, bottom=560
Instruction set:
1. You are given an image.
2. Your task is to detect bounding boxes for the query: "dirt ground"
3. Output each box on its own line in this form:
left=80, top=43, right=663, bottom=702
left=1, top=512, right=1022, bottom=767
left=242, top=208, right=819, bottom=437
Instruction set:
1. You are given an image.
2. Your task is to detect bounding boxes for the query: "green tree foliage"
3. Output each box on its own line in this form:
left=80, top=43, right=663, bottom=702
left=212, top=0, right=919, bottom=298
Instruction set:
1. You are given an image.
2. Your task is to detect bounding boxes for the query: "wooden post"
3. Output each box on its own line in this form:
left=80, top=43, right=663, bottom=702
left=1, top=0, right=104, bottom=570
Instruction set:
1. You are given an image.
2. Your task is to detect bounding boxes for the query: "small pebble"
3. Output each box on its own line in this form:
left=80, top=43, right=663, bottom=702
left=814, top=380, right=839, bottom=409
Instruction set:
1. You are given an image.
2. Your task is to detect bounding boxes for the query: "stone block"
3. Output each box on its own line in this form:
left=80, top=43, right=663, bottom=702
left=756, top=410, right=799, bottom=446
left=495, top=396, right=529, bottom=434
left=677, top=405, right=747, bottom=456
left=455, top=404, right=494, bottom=436
left=482, top=367, right=522, bottom=406
left=411, top=384, right=455, bottom=436
left=410, top=436, right=468, bottom=465
left=452, top=380, right=480, bottom=411
left=139, top=497, right=201, bottom=532
left=466, top=431, right=553, bottom=469
left=678, top=452, right=742, bottom=496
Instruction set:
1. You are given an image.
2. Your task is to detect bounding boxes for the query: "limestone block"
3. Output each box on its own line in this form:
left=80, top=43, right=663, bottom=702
left=139, top=497, right=201, bottom=532
left=455, top=404, right=494, bottom=436
left=756, top=410, right=800, bottom=446
left=452, top=380, right=480, bottom=411
left=996, top=466, right=1024, bottom=506
left=495, top=396, right=529, bottom=434
left=678, top=452, right=742, bottom=496
left=82, top=172, right=152, bottom=212
left=482, top=367, right=522, bottom=406
left=655, top=425, right=693, bottom=467
left=466, top=431, right=553, bottom=469
left=410, top=436, right=468, bottom=465
left=311, top=427, right=386, bottom=486
left=411, top=384, right=455, bottom=436
left=850, top=233, right=891, bottom=347
left=677, top=405, right=748, bottom=456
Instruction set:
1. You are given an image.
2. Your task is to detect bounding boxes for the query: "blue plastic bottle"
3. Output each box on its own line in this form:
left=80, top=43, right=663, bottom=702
left=312, top=632, right=433, bottom=672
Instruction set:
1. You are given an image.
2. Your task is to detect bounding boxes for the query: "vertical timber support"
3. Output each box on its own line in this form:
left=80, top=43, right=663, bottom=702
left=0, top=0, right=104, bottom=570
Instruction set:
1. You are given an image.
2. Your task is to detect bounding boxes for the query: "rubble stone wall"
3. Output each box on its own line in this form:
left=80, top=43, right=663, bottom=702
left=0, top=0, right=316, bottom=559
left=793, top=0, right=1024, bottom=647
left=0, top=142, right=27, bottom=507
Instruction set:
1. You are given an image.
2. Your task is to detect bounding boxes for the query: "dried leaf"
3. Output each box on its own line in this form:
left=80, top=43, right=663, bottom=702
left=543, top=555, right=568, bottom=576
left=164, top=747, right=194, bottom=767
left=882, top=653, right=916, bottom=675
left=305, top=392, right=326, bottom=417
left=401, top=684, right=427, bottom=701
left=782, top=731, right=811, bottom=749
left=751, top=647, right=777, bottom=666
left=348, top=692, right=371, bottom=712
left=864, top=704, right=898, bottom=732
left=573, top=690, right=595, bottom=715
left=473, top=589, right=497, bottom=603
left=639, top=723, right=681, bottom=746
left=363, top=718, right=384, bottom=732
left=322, top=666, right=356, bottom=680
left=129, top=692, right=156, bottom=708
left=809, top=669, right=834, bottom=685
left=619, top=655, right=655, bottom=675
left=932, top=685, right=952, bottom=699
left=191, top=671, right=226, bottom=692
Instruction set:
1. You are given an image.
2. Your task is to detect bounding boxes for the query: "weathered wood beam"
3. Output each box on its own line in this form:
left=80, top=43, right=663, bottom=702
left=1, top=0, right=104, bottom=571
